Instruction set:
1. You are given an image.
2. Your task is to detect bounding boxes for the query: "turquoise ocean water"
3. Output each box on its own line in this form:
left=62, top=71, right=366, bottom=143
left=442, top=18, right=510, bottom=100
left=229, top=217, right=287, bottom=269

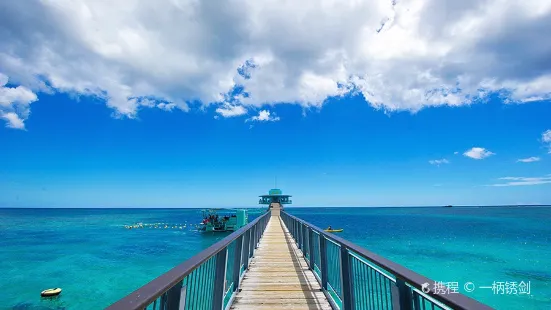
left=1, top=207, right=550, bottom=309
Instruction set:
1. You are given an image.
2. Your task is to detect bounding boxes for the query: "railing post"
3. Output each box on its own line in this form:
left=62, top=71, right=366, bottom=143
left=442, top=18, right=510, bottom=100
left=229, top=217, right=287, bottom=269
left=295, top=221, right=299, bottom=242
left=212, top=249, right=228, bottom=310
left=255, top=222, right=260, bottom=249
left=252, top=225, right=257, bottom=252
left=298, top=222, right=304, bottom=249
left=302, top=224, right=308, bottom=257
left=392, top=278, right=413, bottom=310
left=319, top=235, right=328, bottom=290
left=232, top=235, right=244, bottom=291
left=302, top=224, right=306, bottom=252
left=164, top=280, right=183, bottom=310
left=308, top=228, right=314, bottom=270
left=242, top=229, right=251, bottom=270
left=249, top=226, right=255, bottom=258
left=302, top=222, right=305, bottom=247
left=340, top=246, right=355, bottom=310
left=301, top=223, right=305, bottom=251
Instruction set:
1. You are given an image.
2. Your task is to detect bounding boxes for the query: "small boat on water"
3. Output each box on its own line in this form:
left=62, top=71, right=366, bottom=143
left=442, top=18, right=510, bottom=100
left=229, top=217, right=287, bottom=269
left=41, top=288, right=61, bottom=297
left=198, top=209, right=248, bottom=232
left=324, top=228, right=343, bottom=233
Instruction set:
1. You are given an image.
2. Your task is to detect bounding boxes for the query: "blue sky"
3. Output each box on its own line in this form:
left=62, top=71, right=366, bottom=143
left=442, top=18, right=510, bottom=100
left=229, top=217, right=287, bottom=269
left=1, top=92, right=550, bottom=208
left=1, top=0, right=551, bottom=207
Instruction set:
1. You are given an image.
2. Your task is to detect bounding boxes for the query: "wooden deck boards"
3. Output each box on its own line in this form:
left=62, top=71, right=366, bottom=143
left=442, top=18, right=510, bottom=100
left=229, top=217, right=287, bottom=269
left=231, top=217, right=332, bottom=310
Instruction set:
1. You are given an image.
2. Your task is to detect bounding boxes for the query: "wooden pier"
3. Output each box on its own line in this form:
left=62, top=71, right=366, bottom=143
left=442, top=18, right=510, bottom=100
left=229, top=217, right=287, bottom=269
left=107, top=192, right=492, bottom=310
left=231, top=215, right=331, bottom=309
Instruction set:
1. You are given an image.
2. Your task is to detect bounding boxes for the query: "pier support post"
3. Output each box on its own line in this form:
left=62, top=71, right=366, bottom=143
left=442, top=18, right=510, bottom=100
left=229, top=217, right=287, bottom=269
left=340, top=246, right=355, bottom=310
left=212, top=248, right=228, bottom=310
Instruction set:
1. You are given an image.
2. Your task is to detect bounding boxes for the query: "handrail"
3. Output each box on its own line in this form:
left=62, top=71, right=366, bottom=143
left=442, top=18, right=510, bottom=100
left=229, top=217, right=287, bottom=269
left=281, top=211, right=493, bottom=310
left=107, top=211, right=271, bottom=310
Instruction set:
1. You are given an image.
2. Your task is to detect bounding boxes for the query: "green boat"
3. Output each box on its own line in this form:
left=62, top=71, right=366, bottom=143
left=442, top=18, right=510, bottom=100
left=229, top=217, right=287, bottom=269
left=198, top=209, right=248, bottom=232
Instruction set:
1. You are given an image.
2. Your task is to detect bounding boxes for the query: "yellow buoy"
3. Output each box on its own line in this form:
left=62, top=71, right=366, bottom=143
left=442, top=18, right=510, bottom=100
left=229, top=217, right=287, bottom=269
left=41, top=288, right=62, bottom=297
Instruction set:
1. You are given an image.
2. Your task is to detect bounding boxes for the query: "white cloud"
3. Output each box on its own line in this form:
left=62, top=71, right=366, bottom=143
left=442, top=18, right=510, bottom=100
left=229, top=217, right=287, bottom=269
left=463, top=147, right=495, bottom=160
left=156, top=103, right=176, bottom=111
left=453, top=151, right=459, bottom=155
left=543, top=130, right=551, bottom=153
left=1, top=0, right=551, bottom=127
left=517, top=156, right=540, bottom=163
left=246, top=110, right=280, bottom=122
left=543, top=130, right=551, bottom=143
left=1, top=112, right=25, bottom=129
left=489, top=175, right=551, bottom=187
left=429, top=159, right=449, bottom=166
left=0, top=73, right=38, bottom=129
left=131, top=98, right=186, bottom=112
left=215, top=104, right=247, bottom=118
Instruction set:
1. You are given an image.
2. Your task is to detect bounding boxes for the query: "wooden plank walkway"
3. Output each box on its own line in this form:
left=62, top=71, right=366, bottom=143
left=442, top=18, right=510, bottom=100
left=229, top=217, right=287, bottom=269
left=231, top=216, right=332, bottom=310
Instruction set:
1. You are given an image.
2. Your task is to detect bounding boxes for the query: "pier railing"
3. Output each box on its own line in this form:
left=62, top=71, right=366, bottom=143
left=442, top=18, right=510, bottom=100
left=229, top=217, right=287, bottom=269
left=107, top=211, right=271, bottom=310
left=281, top=211, right=492, bottom=310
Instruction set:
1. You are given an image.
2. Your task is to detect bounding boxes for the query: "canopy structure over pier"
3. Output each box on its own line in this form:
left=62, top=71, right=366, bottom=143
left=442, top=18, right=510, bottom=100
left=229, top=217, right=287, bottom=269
left=259, top=188, right=292, bottom=205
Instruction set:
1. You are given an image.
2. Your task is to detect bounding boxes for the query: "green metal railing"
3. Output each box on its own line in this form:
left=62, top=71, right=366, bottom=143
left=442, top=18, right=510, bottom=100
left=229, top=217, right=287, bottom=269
left=281, top=211, right=493, bottom=310
left=107, top=211, right=271, bottom=310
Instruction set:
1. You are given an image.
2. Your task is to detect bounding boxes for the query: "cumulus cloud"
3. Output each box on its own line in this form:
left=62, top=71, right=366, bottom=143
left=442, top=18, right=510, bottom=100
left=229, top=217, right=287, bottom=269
left=1, top=0, right=551, bottom=128
left=0, top=73, right=38, bottom=129
left=517, top=156, right=540, bottom=163
left=489, top=175, right=551, bottom=187
left=543, top=130, right=551, bottom=153
left=132, top=97, right=187, bottom=112
left=1, top=112, right=25, bottom=129
left=429, top=159, right=449, bottom=166
left=463, top=147, right=495, bottom=160
left=246, top=110, right=280, bottom=122
left=216, top=104, right=247, bottom=118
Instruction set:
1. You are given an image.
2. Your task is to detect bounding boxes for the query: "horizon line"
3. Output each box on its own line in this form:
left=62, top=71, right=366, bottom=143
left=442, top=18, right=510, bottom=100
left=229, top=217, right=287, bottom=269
left=1, top=204, right=550, bottom=209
